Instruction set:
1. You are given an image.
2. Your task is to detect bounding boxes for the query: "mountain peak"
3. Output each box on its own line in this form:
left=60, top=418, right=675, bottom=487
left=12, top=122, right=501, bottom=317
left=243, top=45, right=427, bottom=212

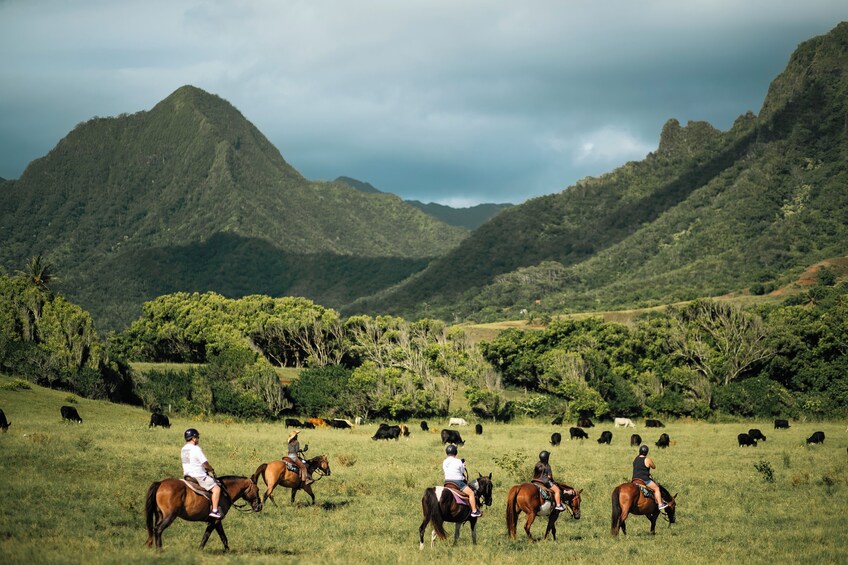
left=656, top=118, right=720, bottom=159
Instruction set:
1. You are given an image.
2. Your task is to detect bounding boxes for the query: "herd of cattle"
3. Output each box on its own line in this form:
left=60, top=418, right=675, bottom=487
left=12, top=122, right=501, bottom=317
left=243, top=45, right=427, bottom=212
left=737, top=420, right=827, bottom=446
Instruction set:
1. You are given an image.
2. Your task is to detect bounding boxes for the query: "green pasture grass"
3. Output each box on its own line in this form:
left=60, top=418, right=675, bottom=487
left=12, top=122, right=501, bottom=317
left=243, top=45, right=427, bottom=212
left=0, top=375, right=845, bottom=564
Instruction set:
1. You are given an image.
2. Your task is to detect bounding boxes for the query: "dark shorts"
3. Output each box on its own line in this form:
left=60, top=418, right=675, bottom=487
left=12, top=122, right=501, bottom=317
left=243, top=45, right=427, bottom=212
left=447, top=480, right=468, bottom=490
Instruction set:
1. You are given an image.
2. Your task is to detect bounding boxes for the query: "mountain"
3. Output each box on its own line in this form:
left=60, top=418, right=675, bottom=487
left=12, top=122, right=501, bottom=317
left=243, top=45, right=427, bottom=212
left=335, top=176, right=512, bottom=229
left=347, top=22, right=848, bottom=321
left=0, top=86, right=466, bottom=330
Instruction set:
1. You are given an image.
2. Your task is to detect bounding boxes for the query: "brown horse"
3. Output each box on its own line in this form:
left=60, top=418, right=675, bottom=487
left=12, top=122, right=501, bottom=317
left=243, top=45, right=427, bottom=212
left=611, top=481, right=677, bottom=536
left=419, top=474, right=494, bottom=549
left=145, top=476, right=262, bottom=550
left=506, top=482, right=582, bottom=541
left=251, top=454, right=331, bottom=505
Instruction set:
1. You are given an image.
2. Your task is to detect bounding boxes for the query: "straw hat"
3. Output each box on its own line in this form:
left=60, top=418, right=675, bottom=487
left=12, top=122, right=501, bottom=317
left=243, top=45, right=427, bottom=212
left=288, top=430, right=300, bottom=442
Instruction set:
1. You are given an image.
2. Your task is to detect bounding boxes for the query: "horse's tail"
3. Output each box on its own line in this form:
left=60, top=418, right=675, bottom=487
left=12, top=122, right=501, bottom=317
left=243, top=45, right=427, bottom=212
left=251, top=463, right=268, bottom=486
left=145, top=481, right=161, bottom=546
left=611, top=485, right=622, bottom=535
left=506, top=484, right=520, bottom=538
left=424, top=488, right=447, bottom=540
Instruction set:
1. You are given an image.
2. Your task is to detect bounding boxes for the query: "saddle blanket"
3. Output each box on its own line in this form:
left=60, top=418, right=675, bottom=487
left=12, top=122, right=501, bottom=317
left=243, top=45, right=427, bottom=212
left=434, top=486, right=469, bottom=506
left=182, top=478, right=212, bottom=500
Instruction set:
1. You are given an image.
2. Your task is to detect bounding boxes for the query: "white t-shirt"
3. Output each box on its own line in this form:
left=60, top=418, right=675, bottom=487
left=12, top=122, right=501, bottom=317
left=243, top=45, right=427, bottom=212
left=443, top=456, right=466, bottom=482
left=181, top=442, right=208, bottom=477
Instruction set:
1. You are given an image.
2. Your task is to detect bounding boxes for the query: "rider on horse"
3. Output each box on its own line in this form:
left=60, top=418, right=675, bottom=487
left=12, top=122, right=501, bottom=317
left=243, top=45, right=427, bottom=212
left=632, top=445, right=669, bottom=510
left=443, top=444, right=482, bottom=517
left=287, top=430, right=314, bottom=485
left=533, top=451, right=566, bottom=512
left=181, top=428, right=222, bottom=518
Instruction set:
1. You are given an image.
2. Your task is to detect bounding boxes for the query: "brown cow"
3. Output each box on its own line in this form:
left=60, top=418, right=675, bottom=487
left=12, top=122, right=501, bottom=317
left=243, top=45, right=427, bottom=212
left=307, top=417, right=328, bottom=428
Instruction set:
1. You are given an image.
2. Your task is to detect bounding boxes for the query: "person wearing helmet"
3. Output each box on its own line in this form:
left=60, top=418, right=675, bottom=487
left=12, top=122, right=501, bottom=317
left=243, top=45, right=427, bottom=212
left=632, top=444, right=669, bottom=510
left=442, top=444, right=481, bottom=517
left=533, top=451, right=566, bottom=512
left=286, top=430, right=313, bottom=485
left=181, top=428, right=222, bottom=518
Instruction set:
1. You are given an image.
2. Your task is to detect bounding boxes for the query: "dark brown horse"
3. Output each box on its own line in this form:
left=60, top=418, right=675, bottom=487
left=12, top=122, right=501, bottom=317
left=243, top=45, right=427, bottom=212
left=145, top=476, right=262, bottom=550
left=250, top=454, right=331, bottom=505
left=506, top=482, right=582, bottom=541
left=419, top=473, right=494, bottom=549
left=611, top=481, right=677, bottom=536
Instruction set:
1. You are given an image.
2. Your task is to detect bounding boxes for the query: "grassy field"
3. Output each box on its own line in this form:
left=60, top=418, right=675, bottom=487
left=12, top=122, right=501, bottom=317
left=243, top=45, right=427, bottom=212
left=0, top=375, right=845, bottom=564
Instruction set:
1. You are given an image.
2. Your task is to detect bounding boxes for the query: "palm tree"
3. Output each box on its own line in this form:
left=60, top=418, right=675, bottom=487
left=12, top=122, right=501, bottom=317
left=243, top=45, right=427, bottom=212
left=17, top=255, right=55, bottom=291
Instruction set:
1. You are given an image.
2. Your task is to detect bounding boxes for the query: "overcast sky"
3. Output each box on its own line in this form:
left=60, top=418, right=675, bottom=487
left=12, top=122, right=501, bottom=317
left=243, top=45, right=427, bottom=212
left=1, top=2, right=846, bottom=206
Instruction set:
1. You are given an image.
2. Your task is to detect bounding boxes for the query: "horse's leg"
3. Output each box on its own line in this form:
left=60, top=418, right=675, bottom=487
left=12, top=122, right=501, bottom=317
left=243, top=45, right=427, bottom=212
left=419, top=502, right=430, bottom=550
left=155, top=511, right=179, bottom=549
left=302, top=484, right=316, bottom=505
left=470, top=518, right=478, bottom=545
left=453, top=522, right=462, bottom=546
left=648, top=511, right=658, bottom=535
left=215, top=521, right=230, bottom=551
left=524, top=512, right=537, bottom=541
left=199, top=522, right=216, bottom=549
left=544, top=514, right=558, bottom=541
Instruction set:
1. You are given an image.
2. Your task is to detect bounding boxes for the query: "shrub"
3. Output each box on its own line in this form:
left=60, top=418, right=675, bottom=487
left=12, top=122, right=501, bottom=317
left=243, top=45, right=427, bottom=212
left=754, top=460, right=775, bottom=483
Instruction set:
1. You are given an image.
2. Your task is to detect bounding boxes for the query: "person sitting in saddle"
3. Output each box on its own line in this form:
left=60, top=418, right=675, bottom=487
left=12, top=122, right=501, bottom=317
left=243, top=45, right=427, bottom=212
left=442, top=444, right=482, bottom=518
left=532, top=450, right=566, bottom=512
left=632, top=445, right=669, bottom=510
left=286, top=430, right=314, bottom=486
left=181, top=428, right=222, bottom=518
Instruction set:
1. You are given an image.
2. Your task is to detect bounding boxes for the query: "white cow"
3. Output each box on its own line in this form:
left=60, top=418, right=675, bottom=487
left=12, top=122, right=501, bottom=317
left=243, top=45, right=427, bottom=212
left=614, top=418, right=636, bottom=428
left=448, top=417, right=469, bottom=426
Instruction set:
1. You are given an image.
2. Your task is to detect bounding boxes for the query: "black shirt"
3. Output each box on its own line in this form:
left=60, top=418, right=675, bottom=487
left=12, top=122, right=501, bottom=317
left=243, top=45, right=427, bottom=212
left=632, top=455, right=652, bottom=481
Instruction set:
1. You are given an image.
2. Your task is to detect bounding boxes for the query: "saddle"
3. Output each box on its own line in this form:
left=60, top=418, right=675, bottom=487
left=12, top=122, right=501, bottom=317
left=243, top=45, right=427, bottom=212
left=531, top=479, right=554, bottom=501
left=282, top=456, right=300, bottom=473
left=631, top=478, right=652, bottom=500
left=438, top=483, right=471, bottom=506
left=182, top=476, right=212, bottom=500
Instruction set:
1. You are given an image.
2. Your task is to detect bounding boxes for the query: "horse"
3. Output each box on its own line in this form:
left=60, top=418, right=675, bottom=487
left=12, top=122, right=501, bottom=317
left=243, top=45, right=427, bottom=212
left=506, top=482, right=582, bottom=541
left=611, top=480, right=677, bottom=536
left=250, top=454, right=331, bottom=506
left=419, top=473, right=493, bottom=549
left=145, top=475, right=262, bottom=550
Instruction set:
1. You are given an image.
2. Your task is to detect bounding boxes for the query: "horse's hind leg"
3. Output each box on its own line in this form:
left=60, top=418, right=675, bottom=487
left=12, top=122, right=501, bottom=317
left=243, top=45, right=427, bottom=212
left=524, top=512, right=537, bottom=541
left=155, top=512, right=179, bottom=549
left=419, top=516, right=430, bottom=550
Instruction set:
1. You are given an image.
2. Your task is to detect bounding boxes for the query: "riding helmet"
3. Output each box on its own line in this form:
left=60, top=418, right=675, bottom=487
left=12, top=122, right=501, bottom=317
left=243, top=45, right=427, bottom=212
left=184, top=428, right=200, bottom=441
left=445, top=444, right=458, bottom=456
left=639, top=445, right=649, bottom=456
left=539, top=450, right=550, bottom=463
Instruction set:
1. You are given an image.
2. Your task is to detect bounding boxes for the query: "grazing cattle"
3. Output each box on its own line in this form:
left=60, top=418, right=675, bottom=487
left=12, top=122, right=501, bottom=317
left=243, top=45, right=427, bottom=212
left=614, top=418, right=636, bottom=428
left=372, top=425, right=401, bottom=441
left=748, top=429, right=766, bottom=442
left=656, top=433, right=670, bottom=448
left=149, top=413, right=171, bottom=428
left=577, top=418, right=594, bottom=428
left=448, top=417, right=469, bottom=426
left=774, top=419, right=790, bottom=429
left=550, top=432, right=562, bottom=446
left=475, top=423, right=483, bottom=435
left=61, top=405, right=83, bottom=423
left=0, top=408, right=9, bottom=432
left=569, top=427, right=589, bottom=440
left=630, top=433, right=642, bottom=447
left=399, top=424, right=410, bottom=437
left=737, top=433, right=756, bottom=447
left=307, top=417, right=328, bottom=428
left=420, top=420, right=429, bottom=432
left=328, top=419, right=353, bottom=429
left=440, top=429, right=465, bottom=445
left=806, top=431, right=825, bottom=445
left=301, top=421, right=315, bottom=429
left=645, top=419, right=665, bottom=428
left=551, top=416, right=564, bottom=425
left=284, top=418, right=302, bottom=428
left=597, top=430, right=613, bottom=445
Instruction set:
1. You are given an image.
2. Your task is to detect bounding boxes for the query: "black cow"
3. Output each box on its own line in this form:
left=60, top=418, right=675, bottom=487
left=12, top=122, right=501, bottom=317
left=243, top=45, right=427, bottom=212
left=774, top=419, right=790, bottom=429
left=551, top=416, right=564, bottom=425
left=597, top=430, right=613, bottom=444
left=806, top=431, right=825, bottom=445
left=440, top=429, right=465, bottom=445
left=748, top=428, right=766, bottom=442
left=372, top=425, right=401, bottom=441
left=737, top=433, right=757, bottom=447
left=655, top=433, right=670, bottom=448
left=569, top=427, right=589, bottom=440
left=475, top=423, right=483, bottom=435
left=0, top=408, right=9, bottom=432
left=284, top=418, right=302, bottom=428
left=420, top=420, right=429, bottom=432
left=645, top=419, right=665, bottom=428
left=550, top=432, right=562, bottom=446
left=301, top=421, right=315, bottom=429
left=329, top=419, right=353, bottom=429
left=61, top=405, right=82, bottom=423
left=577, top=418, right=594, bottom=428
left=630, top=433, right=642, bottom=447
left=149, top=413, right=171, bottom=428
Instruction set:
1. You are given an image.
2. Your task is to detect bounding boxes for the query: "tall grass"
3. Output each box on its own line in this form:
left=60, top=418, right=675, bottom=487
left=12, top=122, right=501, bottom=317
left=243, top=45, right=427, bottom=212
left=0, top=375, right=844, bottom=564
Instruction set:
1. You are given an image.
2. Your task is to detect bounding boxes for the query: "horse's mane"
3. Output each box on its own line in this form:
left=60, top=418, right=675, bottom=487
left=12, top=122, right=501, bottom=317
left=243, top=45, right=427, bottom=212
left=218, top=475, right=249, bottom=481
left=658, top=483, right=673, bottom=500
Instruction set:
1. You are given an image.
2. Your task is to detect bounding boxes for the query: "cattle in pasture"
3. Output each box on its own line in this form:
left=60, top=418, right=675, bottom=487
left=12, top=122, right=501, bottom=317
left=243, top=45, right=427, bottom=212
left=372, top=425, right=401, bottom=441
left=551, top=416, right=564, bottom=425
left=569, top=427, right=589, bottom=440
left=307, top=417, right=328, bottom=428
left=284, top=418, right=302, bottom=428
left=0, top=408, right=9, bottom=432
left=440, top=429, right=465, bottom=445
left=597, top=430, right=613, bottom=445
left=774, top=419, right=790, bottom=429
left=449, top=417, right=469, bottom=426
left=328, top=419, right=353, bottom=429
left=420, top=420, right=429, bottom=432
left=399, top=424, right=410, bottom=437
left=737, top=433, right=757, bottom=447
left=645, top=419, right=665, bottom=428
left=550, top=432, right=562, bottom=446
left=301, top=421, right=315, bottom=429
left=655, top=433, right=670, bottom=448
left=614, top=418, right=635, bottom=428
left=149, top=413, right=170, bottom=428
left=748, top=429, right=767, bottom=442
left=61, top=405, right=82, bottom=423
left=806, top=431, right=825, bottom=445
left=577, top=418, right=594, bottom=428
left=630, top=433, right=642, bottom=447
left=475, top=423, right=483, bottom=435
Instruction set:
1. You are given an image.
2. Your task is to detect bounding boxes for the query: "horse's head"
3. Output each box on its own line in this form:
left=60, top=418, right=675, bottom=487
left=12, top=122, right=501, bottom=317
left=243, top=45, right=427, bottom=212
left=474, top=472, right=494, bottom=507
left=317, top=454, right=331, bottom=477
left=244, top=478, right=263, bottom=513
left=659, top=486, right=677, bottom=524
left=564, top=487, right=583, bottom=520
